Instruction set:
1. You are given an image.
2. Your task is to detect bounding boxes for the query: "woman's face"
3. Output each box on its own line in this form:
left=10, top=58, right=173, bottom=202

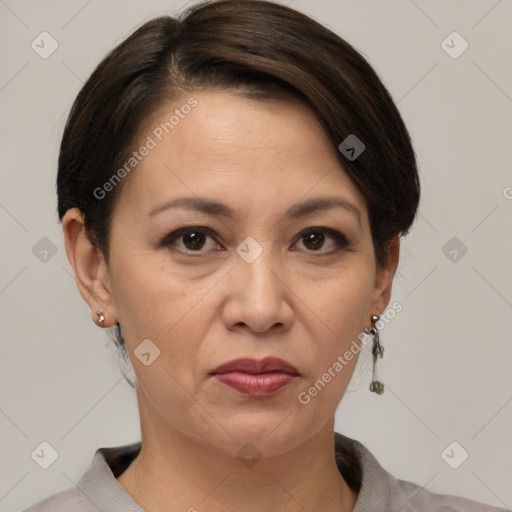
left=90, top=91, right=396, bottom=456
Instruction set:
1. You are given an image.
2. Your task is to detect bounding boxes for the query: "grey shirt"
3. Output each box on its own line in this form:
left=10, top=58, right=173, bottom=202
left=22, top=432, right=510, bottom=512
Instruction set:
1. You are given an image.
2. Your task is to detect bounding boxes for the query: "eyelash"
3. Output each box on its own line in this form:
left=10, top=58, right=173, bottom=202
left=160, top=226, right=351, bottom=256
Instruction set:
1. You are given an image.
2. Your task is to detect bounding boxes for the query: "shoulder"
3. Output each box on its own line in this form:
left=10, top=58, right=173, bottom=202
left=334, top=432, right=510, bottom=512
left=20, top=488, right=96, bottom=512
left=392, top=477, right=510, bottom=511
left=20, top=442, right=142, bottom=512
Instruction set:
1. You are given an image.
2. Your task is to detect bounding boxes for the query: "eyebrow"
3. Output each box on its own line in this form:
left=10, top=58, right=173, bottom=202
left=148, top=196, right=362, bottom=226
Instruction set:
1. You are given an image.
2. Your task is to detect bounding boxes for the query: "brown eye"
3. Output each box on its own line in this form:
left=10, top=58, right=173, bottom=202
left=182, top=231, right=207, bottom=250
left=295, top=228, right=349, bottom=253
left=303, top=231, right=325, bottom=251
left=162, top=227, right=222, bottom=253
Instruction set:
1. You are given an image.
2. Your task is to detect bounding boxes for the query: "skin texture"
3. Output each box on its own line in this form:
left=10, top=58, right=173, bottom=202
left=63, top=90, right=399, bottom=512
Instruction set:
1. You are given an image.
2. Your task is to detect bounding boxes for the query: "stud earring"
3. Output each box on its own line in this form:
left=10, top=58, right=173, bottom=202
left=96, top=311, right=105, bottom=325
left=368, top=314, right=384, bottom=394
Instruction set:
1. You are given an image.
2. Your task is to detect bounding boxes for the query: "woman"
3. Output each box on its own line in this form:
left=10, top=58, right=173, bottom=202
left=23, top=1, right=509, bottom=511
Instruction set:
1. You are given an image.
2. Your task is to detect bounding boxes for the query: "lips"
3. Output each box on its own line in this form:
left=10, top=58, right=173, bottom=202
left=210, top=357, right=300, bottom=397
left=210, top=357, right=300, bottom=376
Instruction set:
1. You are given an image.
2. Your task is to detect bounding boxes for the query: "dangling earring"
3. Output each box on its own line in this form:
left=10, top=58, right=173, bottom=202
left=96, top=311, right=105, bottom=325
left=368, top=314, right=384, bottom=394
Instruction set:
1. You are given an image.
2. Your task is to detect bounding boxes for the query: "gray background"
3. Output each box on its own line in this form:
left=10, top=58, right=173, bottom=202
left=1, top=0, right=511, bottom=510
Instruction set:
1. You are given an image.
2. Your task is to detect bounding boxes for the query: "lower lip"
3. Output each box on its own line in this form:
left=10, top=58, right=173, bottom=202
left=213, top=371, right=297, bottom=397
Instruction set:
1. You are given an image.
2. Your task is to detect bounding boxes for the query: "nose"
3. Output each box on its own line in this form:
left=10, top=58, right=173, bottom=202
left=220, top=245, right=294, bottom=334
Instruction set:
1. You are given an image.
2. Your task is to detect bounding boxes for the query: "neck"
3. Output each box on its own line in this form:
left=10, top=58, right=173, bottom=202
left=117, top=406, right=358, bottom=512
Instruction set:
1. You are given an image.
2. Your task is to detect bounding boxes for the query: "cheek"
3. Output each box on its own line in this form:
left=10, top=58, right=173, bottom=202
left=110, top=256, right=214, bottom=401
left=306, top=266, right=374, bottom=338
left=109, top=252, right=204, bottom=346
left=299, top=265, right=374, bottom=386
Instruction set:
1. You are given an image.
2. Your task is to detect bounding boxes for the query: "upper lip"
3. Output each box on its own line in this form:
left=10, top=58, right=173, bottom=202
left=211, top=357, right=300, bottom=376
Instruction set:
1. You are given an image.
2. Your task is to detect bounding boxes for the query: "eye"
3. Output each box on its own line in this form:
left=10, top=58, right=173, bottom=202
left=294, top=228, right=349, bottom=253
left=162, top=227, right=223, bottom=253
left=161, top=226, right=350, bottom=255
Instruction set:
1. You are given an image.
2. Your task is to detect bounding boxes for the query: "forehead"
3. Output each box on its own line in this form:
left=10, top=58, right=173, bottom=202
left=116, top=90, right=366, bottom=218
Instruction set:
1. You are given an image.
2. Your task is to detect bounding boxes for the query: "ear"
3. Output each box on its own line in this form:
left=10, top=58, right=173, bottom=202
left=370, top=236, right=400, bottom=316
left=62, top=208, right=118, bottom=327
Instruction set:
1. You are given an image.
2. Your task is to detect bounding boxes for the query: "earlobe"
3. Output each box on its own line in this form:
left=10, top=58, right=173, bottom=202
left=62, top=208, right=118, bottom=326
left=371, top=236, right=400, bottom=316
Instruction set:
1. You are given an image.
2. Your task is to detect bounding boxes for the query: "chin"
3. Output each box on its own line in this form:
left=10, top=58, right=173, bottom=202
left=206, top=413, right=309, bottom=459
